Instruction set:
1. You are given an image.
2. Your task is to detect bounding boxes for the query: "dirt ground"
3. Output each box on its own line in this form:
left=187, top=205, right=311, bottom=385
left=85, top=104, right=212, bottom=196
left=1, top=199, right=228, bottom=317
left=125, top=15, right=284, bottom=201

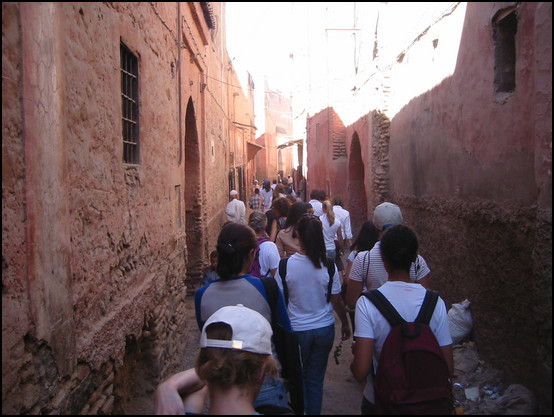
left=320, top=313, right=364, bottom=415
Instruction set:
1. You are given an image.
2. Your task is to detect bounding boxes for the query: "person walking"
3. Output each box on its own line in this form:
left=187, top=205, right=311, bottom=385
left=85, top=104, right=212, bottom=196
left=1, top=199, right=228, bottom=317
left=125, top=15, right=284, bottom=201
left=346, top=202, right=431, bottom=310
left=248, top=187, right=262, bottom=212
left=320, top=200, right=343, bottom=265
left=350, top=224, right=453, bottom=414
left=248, top=211, right=280, bottom=278
left=275, top=201, right=309, bottom=258
left=154, top=304, right=280, bottom=415
left=332, top=194, right=353, bottom=272
left=267, top=197, right=291, bottom=242
left=259, top=179, right=273, bottom=213
left=225, top=190, right=246, bottom=224
left=194, top=222, right=292, bottom=412
left=341, top=220, right=380, bottom=334
left=308, top=189, right=324, bottom=217
left=275, top=213, right=351, bottom=415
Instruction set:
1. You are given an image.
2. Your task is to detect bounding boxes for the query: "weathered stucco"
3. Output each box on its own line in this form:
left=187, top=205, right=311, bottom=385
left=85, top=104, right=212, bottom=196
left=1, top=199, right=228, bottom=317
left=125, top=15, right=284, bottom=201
left=307, top=2, right=551, bottom=413
left=2, top=2, right=256, bottom=414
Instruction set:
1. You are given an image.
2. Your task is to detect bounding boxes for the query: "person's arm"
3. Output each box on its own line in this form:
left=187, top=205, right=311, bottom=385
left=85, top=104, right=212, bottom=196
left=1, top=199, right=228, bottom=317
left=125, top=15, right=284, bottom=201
left=330, top=293, right=351, bottom=341
left=346, top=280, right=363, bottom=310
left=155, top=368, right=208, bottom=415
left=350, top=336, right=374, bottom=382
left=441, top=344, right=454, bottom=377
left=343, top=259, right=354, bottom=286
left=269, top=219, right=278, bottom=241
left=275, top=233, right=285, bottom=258
left=336, top=225, right=344, bottom=252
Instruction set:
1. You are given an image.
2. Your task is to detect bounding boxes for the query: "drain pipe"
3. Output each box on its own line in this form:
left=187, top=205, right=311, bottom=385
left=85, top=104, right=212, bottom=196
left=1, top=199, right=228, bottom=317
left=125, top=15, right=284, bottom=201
left=177, top=2, right=182, bottom=166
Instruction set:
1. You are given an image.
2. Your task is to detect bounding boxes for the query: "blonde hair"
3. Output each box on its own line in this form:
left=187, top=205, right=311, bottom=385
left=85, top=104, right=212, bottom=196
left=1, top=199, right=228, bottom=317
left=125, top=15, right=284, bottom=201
left=322, top=200, right=335, bottom=225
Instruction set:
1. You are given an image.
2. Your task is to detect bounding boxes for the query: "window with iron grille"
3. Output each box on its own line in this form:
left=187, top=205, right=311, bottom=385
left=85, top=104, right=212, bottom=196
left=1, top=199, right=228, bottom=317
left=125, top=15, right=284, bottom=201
left=121, top=42, right=139, bottom=164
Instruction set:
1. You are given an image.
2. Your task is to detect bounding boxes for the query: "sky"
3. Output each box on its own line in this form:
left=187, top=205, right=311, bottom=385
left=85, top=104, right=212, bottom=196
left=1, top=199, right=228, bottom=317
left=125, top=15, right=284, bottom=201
left=224, top=2, right=465, bottom=138
left=225, top=2, right=382, bottom=137
left=225, top=3, right=298, bottom=134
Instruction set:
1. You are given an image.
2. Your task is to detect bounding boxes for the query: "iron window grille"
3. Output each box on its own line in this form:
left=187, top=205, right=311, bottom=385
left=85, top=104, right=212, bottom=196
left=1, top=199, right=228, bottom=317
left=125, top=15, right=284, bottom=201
left=121, top=42, right=139, bottom=164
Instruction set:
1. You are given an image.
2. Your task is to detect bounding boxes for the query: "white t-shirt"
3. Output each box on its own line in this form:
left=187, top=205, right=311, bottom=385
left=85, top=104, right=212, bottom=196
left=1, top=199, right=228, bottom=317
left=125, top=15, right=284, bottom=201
left=275, top=252, right=342, bottom=331
left=308, top=199, right=323, bottom=217
left=259, top=188, right=273, bottom=212
left=354, top=281, right=452, bottom=403
left=350, top=241, right=430, bottom=290
left=320, top=213, right=341, bottom=251
left=258, top=240, right=280, bottom=277
left=225, top=198, right=246, bottom=223
left=333, top=205, right=353, bottom=240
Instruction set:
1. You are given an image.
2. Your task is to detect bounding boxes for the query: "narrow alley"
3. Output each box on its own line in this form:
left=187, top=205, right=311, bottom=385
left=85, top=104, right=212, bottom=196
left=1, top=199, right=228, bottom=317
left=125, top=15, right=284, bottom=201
left=2, top=2, right=551, bottom=415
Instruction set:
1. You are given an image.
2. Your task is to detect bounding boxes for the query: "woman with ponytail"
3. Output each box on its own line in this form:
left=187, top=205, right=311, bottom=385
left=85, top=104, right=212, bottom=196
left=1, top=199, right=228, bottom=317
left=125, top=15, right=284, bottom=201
left=194, top=222, right=293, bottom=413
left=321, top=200, right=344, bottom=264
left=275, top=214, right=351, bottom=415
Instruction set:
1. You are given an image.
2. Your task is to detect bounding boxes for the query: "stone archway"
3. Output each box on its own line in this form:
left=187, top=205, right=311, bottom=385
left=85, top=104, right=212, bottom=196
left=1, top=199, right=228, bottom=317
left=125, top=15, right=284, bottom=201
left=184, top=98, right=203, bottom=285
left=348, top=132, right=367, bottom=237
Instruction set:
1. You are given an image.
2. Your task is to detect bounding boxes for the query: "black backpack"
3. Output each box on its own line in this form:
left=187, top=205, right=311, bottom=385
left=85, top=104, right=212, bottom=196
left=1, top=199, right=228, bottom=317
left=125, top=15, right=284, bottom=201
left=261, top=277, right=304, bottom=415
left=278, top=257, right=336, bottom=305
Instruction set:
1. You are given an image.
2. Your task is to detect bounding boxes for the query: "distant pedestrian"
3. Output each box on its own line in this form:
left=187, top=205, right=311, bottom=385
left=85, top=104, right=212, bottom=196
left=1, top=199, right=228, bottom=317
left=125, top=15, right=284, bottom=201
left=321, top=200, right=343, bottom=265
left=200, top=250, right=219, bottom=287
left=275, top=201, right=309, bottom=258
left=248, top=211, right=280, bottom=278
left=267, top=197, right=291, bottom=242
left=308, top=189, right=323, bottom=217
left=297, top=172, right=306, bottom=202
left=249, top=187, right=262, bottom=212
left=225, top=190, right=246, bottom=224
left=252, top=179, right=259, bottom=194
left=260, top=180, right=273, bottom=213
left=332, top=194, right=353, bottom=272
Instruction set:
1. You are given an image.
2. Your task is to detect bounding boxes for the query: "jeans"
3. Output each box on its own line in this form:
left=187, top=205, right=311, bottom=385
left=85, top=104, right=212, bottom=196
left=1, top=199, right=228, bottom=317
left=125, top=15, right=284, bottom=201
left=326, top=249, right=337, bottom=266
left=296, top=324, right=335, bottom=415
left=253, top=375, right=289, bottom=410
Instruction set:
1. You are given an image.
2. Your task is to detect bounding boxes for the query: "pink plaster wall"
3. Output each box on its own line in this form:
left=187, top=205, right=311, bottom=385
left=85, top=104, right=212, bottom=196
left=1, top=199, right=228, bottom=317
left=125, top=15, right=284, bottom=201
left=306, top=107, right=347, bottom=201
left=306, top=3, right=551, bottom=412
left=2, top=2, right=256, bottom=414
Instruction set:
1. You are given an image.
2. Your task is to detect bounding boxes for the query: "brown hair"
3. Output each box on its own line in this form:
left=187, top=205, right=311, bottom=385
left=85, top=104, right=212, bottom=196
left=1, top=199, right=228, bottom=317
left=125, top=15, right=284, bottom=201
left=216, top=223, right=257, bottom=279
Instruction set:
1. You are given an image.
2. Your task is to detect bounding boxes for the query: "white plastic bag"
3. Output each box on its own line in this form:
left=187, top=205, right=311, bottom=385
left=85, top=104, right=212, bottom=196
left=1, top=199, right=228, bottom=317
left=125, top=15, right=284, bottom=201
left=448, top=299, right=472, bottom=344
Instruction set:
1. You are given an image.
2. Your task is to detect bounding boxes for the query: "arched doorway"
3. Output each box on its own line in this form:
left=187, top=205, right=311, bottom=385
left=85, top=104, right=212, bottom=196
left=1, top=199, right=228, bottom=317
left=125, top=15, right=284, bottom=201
left=348, top=132, right=367, bottom=237
left=184, top=98, right=203, bottom=284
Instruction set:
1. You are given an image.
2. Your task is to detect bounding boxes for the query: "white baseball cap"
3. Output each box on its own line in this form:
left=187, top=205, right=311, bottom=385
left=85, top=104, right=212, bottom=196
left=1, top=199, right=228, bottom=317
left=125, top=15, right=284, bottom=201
left=373, top=202, right=403, bottom=231
left=230, top=190, right=238, bottom=196
left=200, top=304, right=273, bottom=355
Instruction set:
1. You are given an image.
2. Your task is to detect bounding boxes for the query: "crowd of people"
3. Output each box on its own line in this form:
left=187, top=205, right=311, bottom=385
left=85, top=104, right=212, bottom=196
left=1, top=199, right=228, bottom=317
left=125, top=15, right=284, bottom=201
left=155, top=177, right=454, bottom=415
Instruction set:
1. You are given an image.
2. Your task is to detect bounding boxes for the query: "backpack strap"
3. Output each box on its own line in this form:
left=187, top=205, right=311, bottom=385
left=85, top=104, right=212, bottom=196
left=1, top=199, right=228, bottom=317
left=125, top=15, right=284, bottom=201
left=415, top=289, right=439, bottom=325
left=326, top=258, right=335, bottom=303
left=257, top=238, right=271, bottom=277
left=363, top=289, right=405, bottom=327
left=278, top=257, right=290, bottom=305
left=261, top=276, right=278, bottom=328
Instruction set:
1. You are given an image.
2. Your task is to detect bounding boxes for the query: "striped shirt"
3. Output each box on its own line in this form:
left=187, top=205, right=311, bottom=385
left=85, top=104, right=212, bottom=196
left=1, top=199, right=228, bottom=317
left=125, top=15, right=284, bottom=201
left=349, top=241, right=430, bottom=290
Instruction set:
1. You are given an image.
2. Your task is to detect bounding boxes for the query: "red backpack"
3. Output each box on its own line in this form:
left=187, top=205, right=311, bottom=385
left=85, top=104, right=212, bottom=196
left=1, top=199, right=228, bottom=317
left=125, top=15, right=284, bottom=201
left=363, top=289, right=454, bottom=415
left=248, top=237, right=270, bottom=278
